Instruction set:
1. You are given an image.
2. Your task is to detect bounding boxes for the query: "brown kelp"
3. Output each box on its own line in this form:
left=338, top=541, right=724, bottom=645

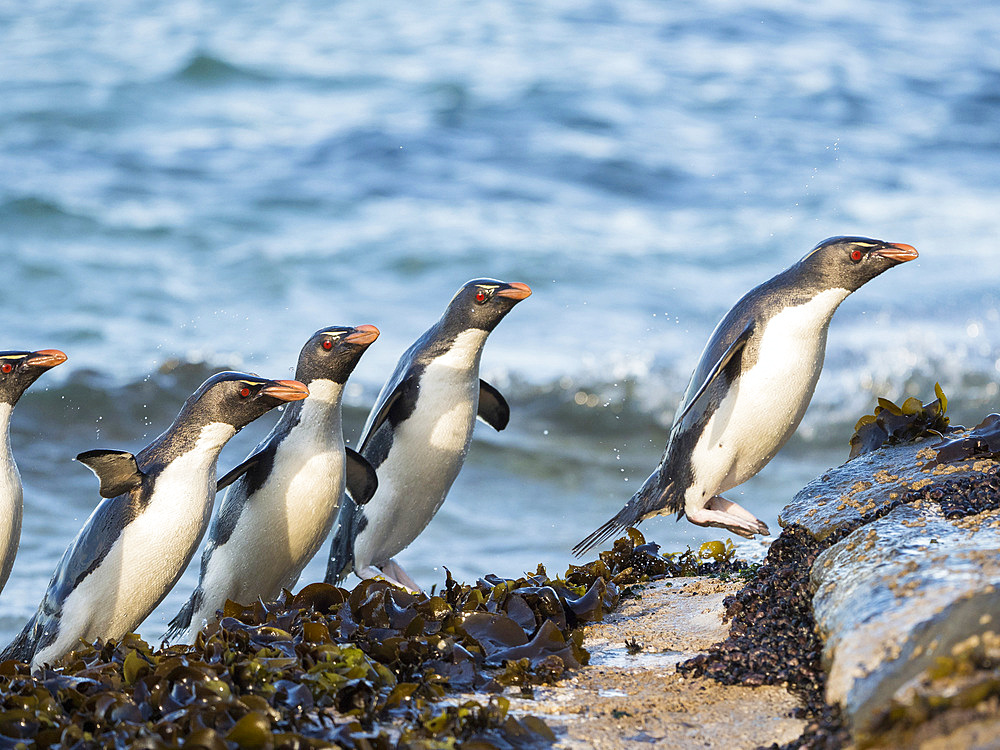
left=849, top=383, right=950, bottom=460
left=0, top=528, right=742, bottom=748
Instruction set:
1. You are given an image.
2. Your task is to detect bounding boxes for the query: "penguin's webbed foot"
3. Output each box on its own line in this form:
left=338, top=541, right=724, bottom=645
left=356, top=562, right=423, bottom=595
left=379, top=558, right=424, bottom=595
left=687, top=496, right=770, bottom=538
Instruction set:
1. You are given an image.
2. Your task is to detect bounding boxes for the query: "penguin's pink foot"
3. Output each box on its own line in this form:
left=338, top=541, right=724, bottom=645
left=378, top=558, right=423, bottom=594
left=687, top=496, right=770, bottom=538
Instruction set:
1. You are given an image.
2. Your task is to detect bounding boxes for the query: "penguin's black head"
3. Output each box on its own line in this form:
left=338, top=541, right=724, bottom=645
left=0, top=349, right=67, bottom=406
left=295, top=324, right=380, bottom=385
left=797, top=236, right=918, bottom=292
left=442, top=278, right=532, bottom=333
left=183, top=371, right=309, bottom=432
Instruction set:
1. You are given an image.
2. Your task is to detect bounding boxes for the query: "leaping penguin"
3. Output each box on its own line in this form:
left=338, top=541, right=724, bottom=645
left=325, top=278, right=531, bottom=592
left=165, top=326, right=379, bottom=643
left=0, top=349, right=68, bottom=595
left=574, top=236, right=918, bottom=553
left=1, top=371, right=308, bottom=670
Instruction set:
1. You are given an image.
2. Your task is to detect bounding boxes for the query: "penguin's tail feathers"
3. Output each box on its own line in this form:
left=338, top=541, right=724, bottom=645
left=572, top=475, right=677, bottom=557
left=163, top=591, right=199, bottom=645
left=324, top=501, right=357, bottom=585
left=1, top=613, right=40, bottom=665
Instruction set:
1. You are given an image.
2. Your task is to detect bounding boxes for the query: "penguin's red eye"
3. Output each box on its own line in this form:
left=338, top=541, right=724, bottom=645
left=240, top=387, right=251, bottom=397
left=0, top=364, right=11, bottom=374
left=850, top=249, right=864, bottom=262
left=475, top=290, right=487, bottom=303
left=322, top=340, right=333, bottom=350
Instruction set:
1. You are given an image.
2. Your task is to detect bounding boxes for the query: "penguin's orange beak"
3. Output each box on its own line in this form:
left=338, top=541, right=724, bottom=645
left=346, top=324, right=380, bottom=346
left=875, top=243, right=918, bottom=262
left=497, top=282, right=532, bottom=300
left=261, top=379, right=309, bottom=402
left=26, top=349, right=68, bottom=368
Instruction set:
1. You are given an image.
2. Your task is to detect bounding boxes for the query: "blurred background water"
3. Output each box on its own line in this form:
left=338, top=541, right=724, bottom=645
left=2, top=0, right=1000, bottom=644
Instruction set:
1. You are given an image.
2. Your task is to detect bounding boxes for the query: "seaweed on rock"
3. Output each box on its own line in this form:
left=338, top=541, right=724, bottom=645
left=928, top=413, right=1000, bottom=468
left=849, top=383, right=950, bottom=459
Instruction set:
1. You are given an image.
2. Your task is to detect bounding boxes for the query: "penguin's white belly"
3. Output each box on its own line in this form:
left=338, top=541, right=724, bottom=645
left=686, top=290, right=846, bottom=502
left=210, top=447, right=346, bottom=604
left=34, top=450, right=218, bottom=666
left=0, top=405, right=22, bottom=591
left=355, top=371, right=478, bottom=567
left=0, top=471, right=21, bottom=590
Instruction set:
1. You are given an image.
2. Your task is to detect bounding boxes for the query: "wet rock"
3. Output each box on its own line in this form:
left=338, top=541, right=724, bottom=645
left=811, top=484, right=1000, bottom=744
left=690, top=417, right=1000, bottom=748
left=779, top=435, right=999, bottom=540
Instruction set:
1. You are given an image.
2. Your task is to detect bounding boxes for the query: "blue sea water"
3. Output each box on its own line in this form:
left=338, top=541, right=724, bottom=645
left=2, top=0, right=1000, bottom=645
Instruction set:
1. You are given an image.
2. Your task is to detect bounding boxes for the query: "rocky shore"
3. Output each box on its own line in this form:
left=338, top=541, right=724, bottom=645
left=508, top=576, right=806, bottom=748
left=1, top=402, right=999, bottom=748
left=547, top=403, right=1000, bottom=749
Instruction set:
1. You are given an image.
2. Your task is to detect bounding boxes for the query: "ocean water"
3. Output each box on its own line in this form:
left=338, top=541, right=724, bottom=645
left=2, top=0, right=1000, bottom=646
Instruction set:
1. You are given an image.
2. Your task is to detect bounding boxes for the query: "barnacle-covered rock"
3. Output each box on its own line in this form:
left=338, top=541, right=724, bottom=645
left=688, top=399, right=1000, bottom=749
left=780, top=426, right=999, bottom=541
left=811, top=471, right=1000, bottom=746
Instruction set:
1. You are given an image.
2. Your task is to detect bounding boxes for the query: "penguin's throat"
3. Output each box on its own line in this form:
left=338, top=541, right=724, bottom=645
left=0, top=403, right=12, bottom=455
left=433, top=328, right=489, bottom=371
left=195, top=421, right=239, bottom=455
left=299, top=378, right=344, bottom=407
left=291, top=382, right=345, bottom=438
left=147, top=421, right=237, bottom=473
left=0, top=402, right=20, bottom=510
left=788, top=286, right=851, bottom=332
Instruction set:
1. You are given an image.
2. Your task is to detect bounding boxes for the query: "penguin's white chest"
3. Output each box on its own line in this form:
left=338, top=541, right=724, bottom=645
left=0, top=404, right=23, bottom=590
left=356, top=330, right=485, bottom=565
left=41, top=423, right=233, bottom=659
left=226, top=427, right=346, bottom=596
left=688, top=288, right=848, bottom=497
left=250, top=440, right=345, bottom=563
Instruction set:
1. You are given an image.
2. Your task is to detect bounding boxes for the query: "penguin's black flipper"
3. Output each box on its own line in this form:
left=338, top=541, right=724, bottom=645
left=358, top=377, right=417, bottom=452
left=216, top=453, right=263, bottom=493
left=75, top=450, right=144, bottom=498
left=345, top=448, right=378, bottom=505
left=674, top=319, right=755, bottom=427
left=0, top=613, right=40, bottom=664
left=477, top=380, right=510, bottom=431
left=325, top=501, right=362, bottom=585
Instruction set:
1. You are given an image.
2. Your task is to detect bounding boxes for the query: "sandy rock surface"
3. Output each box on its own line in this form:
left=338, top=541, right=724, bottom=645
left=509, top=577, right=805, bottom=749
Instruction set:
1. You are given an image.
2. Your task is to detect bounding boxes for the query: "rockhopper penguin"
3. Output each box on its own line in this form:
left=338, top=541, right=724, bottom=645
left=0, top=349, right=68, bottom=595
left=325, top=278, right=531, bottom=592
left=1, top=372, right=308, bottom=670
left=574, top=236, right=918, bottom=554
left=165, top=326, right=379, bottom=643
